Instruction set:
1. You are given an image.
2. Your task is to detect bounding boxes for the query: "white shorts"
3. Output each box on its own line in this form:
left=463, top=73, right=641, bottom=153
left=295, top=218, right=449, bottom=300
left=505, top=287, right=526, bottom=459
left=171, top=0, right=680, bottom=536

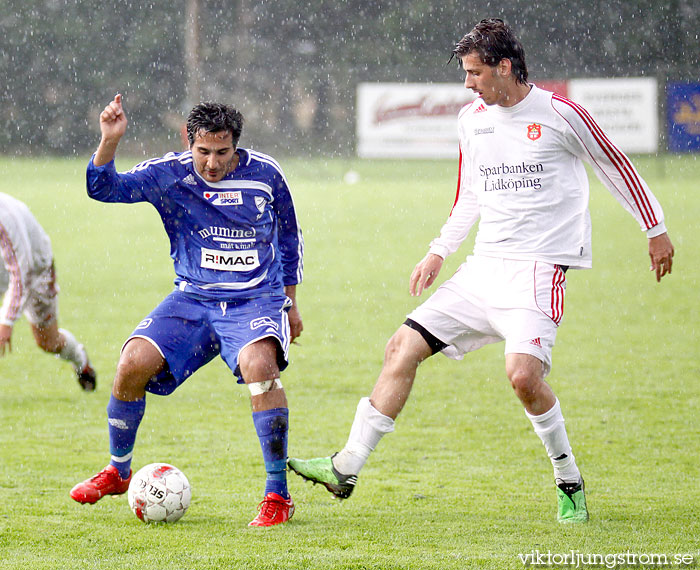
left=407, top=256, right=567, bottom=376
left=22, top=262, right=60, bottom=326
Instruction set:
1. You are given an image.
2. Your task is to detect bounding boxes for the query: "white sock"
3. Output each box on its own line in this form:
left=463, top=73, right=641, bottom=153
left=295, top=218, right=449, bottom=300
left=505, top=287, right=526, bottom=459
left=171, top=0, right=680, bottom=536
left=526, top=398, right=581, bottom=483
left=333, top=397, right=395, bottom=475
left=57, top=328, right=88, bottom=371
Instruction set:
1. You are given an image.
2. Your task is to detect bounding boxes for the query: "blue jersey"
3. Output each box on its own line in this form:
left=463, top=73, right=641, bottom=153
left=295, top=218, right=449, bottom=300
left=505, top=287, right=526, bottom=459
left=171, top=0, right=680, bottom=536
left=86, top=148, right=303, bottom=300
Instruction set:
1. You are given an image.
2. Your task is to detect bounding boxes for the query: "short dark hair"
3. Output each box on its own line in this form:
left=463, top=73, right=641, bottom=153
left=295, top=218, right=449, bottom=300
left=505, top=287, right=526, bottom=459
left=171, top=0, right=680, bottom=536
left=186, top=102, right=244, bottom=146
left=452, top=18, right=528, bottom=84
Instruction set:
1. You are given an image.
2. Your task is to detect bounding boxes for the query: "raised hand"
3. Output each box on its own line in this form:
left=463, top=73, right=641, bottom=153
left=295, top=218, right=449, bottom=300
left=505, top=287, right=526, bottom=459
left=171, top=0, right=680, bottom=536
left=93, top=94, right=127, bottom=166
left=100, top=94, right=128, bottom=141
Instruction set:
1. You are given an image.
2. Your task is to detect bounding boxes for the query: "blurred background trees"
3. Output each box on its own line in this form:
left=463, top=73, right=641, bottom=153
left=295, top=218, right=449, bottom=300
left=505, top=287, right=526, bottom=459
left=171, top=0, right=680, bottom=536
left=0, top=0, right=697, bottom=156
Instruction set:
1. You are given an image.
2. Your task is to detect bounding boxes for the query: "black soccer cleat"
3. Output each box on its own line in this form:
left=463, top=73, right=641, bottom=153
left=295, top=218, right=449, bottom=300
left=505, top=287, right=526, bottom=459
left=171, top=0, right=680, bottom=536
left=76, top=364, right=97, bottom=391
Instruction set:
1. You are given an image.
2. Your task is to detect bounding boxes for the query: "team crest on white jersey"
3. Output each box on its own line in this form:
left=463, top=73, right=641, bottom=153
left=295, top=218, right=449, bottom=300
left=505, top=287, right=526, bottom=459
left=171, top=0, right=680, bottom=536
left=527, top=123, right=542, bottom=141
left=200, top=248, right=259, bottom=271
left=204, top=190, right=243, bottom=206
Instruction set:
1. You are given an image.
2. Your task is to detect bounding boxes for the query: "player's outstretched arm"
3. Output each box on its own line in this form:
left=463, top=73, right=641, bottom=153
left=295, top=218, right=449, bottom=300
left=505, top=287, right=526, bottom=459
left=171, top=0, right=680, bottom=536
left=409, top=253, right=444, bottom=297
left=648, top=232, right=674, bottom=283
left=94, top=94, right=128, bottom=167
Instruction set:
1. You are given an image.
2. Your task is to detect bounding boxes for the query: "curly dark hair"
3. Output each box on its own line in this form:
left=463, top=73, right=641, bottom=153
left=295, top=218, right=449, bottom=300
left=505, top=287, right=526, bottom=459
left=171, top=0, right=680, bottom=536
left=452, top=18, right=528, bottom=85
left=186, top=102, right=244, bottom=146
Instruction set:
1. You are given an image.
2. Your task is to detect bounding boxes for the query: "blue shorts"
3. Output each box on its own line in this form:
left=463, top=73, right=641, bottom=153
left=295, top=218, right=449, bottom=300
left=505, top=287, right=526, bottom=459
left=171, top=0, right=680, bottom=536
left=124, top=290, right=292, bottom=395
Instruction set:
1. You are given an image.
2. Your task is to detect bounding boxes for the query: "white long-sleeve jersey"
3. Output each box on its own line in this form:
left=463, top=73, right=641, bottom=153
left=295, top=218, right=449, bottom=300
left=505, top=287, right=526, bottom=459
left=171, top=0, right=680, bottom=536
left=0, top=193, right=53, bottom=326
left=428, top=85, right=666, bottom=269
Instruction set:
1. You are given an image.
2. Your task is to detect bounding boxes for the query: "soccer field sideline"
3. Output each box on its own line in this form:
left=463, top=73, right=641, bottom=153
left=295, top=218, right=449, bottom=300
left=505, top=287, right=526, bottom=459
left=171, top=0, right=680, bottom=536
left=0, top=155, right=698, bottom=569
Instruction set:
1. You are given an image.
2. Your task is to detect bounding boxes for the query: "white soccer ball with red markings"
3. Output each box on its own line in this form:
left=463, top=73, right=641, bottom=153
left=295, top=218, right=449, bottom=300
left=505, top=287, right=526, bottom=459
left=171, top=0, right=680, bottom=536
left=127, top=463, right=191, bottom=523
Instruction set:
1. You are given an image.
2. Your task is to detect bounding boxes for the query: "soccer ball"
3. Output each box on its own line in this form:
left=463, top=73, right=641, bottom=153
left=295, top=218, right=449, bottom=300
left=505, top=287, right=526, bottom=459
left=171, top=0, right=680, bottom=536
left=127, top=463, right=191, bottom=523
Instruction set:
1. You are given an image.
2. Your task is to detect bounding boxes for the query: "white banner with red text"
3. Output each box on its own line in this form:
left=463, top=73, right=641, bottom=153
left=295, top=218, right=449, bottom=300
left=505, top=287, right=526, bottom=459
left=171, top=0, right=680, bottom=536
left=356, top=78, right=658, bottom=158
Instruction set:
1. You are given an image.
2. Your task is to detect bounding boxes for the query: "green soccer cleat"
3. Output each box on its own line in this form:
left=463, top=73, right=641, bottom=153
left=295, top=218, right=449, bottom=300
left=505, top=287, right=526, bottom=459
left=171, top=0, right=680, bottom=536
left=556, top=478, right=589, bottom=523
left=287, top=454, right=357, bottom=499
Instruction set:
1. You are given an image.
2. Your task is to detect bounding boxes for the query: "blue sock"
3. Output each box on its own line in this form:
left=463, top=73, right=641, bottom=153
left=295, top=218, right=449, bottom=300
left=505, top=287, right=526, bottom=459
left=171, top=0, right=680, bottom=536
left=252, top=407, right=289, bottom=499
left=107, top=395, right=145, bottom=479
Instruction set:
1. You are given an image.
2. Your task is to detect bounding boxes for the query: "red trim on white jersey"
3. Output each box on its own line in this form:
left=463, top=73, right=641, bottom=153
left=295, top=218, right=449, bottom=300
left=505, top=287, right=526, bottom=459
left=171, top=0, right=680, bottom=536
left=457, top=100, right=477, bottom=120
left=0, top=223, right=23, bottom=322
left=552, top=94, right=658, bottom=229
left=450, top=144, right=463, bottom=216
left=450, top=100, right=477, bottom=218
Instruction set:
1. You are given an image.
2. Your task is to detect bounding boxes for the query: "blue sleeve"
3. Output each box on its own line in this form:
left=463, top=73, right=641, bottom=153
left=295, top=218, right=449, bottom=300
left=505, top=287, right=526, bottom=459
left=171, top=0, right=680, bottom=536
left=272, top=174, right=304, bottom=286
left=86, top=156, right=159, bottom=204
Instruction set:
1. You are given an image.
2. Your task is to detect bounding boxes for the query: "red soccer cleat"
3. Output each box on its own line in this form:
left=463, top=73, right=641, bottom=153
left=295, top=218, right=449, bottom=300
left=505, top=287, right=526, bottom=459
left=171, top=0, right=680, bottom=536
left=248, top=492, right=295, bottom=527
left=70, top=465, right=132, bottom=504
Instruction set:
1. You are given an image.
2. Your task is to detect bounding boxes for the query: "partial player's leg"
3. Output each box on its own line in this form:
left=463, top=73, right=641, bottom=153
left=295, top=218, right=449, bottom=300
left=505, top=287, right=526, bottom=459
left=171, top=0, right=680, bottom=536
left=238, top=337, right=295, bottom=527
left=70, top=292, right=218, bottom=506
left=214, top=295, right=297, bottom=527
left=70, top=338, right=165, bottom=504
left=30, top=321, right=97, bottom=391
left=370, top=322, right=436, bottom=419
left=498, top=261, right=588, bottom=523
left=505, top=352, right=588, bottom=523
left=288, top=323, right=433, bottom=499
left=24, top=263, right=96, bottom=391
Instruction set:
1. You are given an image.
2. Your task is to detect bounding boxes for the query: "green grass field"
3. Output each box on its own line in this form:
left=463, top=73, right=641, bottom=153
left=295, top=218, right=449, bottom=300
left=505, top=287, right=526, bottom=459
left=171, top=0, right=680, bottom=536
left=0, top=154, right=698, bottom=569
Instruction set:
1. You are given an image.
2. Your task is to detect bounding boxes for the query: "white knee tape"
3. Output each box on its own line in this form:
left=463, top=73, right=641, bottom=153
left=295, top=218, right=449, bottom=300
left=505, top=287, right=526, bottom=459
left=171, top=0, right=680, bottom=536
left=247, top=378, right=283, bottom=396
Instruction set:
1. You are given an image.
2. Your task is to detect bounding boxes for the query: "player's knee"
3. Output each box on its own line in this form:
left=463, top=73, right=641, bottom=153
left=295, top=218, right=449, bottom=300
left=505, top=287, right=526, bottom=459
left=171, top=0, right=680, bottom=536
left=239, top=340, right=280, bottom=383
left=115, top=355, right=147, bottom=386
left=31, top=324, right=62, bottom=353
left=113, top=357, right=151, bottom=401
left=242, top=358, right=279, bottom=384
left=382, top=331, right=419, bottom=375
left=508, top=367, right=540, bottom=397
left=383, top=332, right=404, bottom=365
left=36, top=336, right=61, bottom=354
left=115, top=340, right=161, bottom=388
